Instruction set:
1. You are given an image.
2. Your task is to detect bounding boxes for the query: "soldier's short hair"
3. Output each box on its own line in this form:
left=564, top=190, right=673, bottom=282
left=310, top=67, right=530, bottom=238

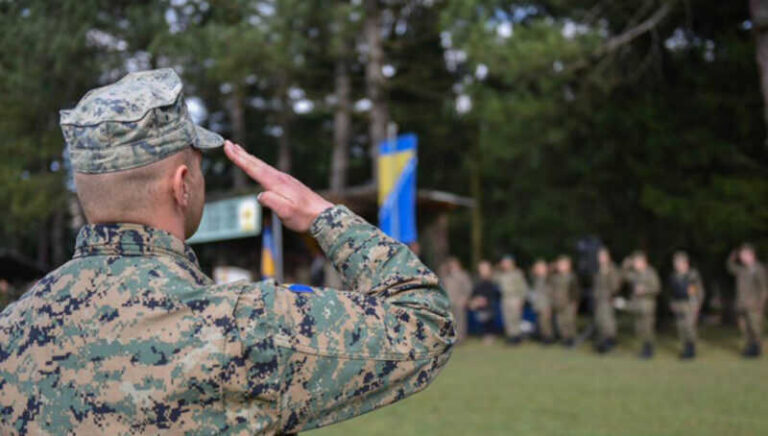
left=673, top=251, right=689, bottom=262
left=739, top=242, right=755, bottom=253
left=500, top=254, right=515, bottom=263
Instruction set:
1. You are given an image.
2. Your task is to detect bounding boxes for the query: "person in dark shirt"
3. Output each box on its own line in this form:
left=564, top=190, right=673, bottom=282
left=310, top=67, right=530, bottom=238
left=469, top=260, right=501, bottom=344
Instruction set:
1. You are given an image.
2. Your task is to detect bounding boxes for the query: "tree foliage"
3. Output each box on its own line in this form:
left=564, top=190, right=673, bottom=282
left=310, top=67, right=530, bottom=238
left=0, top=1, right=765, bottom=287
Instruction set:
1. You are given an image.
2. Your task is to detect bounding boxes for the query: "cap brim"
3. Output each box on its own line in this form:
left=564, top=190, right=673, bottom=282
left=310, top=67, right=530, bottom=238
left=193, top=125, right=224, bottom=150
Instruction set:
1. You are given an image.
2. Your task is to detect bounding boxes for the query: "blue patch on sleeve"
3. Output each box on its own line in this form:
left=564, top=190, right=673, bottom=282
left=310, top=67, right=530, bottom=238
left=288, top=284, right=315, bottom=293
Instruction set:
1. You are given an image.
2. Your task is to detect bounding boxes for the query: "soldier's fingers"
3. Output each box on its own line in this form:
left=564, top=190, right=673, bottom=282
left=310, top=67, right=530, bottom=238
left=257, top=191, right=295, bottom=219
left=224, top=141, right=282, bottom=190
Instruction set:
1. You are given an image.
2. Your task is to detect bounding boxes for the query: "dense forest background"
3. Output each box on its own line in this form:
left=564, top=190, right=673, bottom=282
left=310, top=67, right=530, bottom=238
left=1, top=1, right=766, bottom=296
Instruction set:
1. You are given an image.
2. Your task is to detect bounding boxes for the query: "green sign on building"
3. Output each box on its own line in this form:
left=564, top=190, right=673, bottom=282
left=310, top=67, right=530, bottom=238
left=187, top=194, right=262, bottom=244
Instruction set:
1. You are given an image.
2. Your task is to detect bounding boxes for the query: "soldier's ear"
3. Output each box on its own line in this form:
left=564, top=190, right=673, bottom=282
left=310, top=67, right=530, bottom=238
left=171, top=163, right=191, bottom=209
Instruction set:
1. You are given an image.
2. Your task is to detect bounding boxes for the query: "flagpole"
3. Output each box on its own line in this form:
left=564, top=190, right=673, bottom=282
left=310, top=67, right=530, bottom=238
left=387, top=122, right=399, bottom=239
left=272, top=211, right=284, bottom=284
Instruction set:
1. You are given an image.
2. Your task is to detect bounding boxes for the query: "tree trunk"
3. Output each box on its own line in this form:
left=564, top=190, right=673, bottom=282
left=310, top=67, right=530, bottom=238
left=330, top=59, right=351, bottom=192
left=469, top=156, right=483, bottom=269
left=277, top=107, right=292, bottom=173
left=750, top=0, right=768, bottom=147
left=228, top=84, right=248, bottom=189
left=425, top=212, right=450, bottom=271
left=276, top=78, right=292, bottom=173
left=364, top=0, right=388, bottom=182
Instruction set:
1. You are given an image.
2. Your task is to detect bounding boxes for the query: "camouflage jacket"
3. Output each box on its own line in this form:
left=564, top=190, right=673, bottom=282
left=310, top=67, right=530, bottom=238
left=593, top=263, right=621, bottom=302
left=727, top=257, right=768, bottom=308
left=548, top=272, right=579, bottom=309
left=668, top=269, right=705, bottom=302
left=494, top=270, right=528, bottom=300
left=441, top=270, right=473, bottom=308
left=530, top=276, right=550, bottom=310
left=0, top=206, right=454, bottom=435
left=622, top=266, right=660, bottom=301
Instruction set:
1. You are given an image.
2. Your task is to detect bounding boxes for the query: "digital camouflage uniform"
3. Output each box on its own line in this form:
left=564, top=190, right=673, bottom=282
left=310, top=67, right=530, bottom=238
left=495, top=269, right=528, bottom=338
left=441, top=268, right=473, bottom=343
left=531, top=275, right=553, bottom=341
left=0, top=69, right=455, bottom=435
left=669, top=269, right=704, bottom=348
left=548, top=272, right=580, bottom=341
left=622, top=266, right=661, bottom=344
left=593, top=263, right=621, bottom=342
left=727, top=256, right=768, bottom=350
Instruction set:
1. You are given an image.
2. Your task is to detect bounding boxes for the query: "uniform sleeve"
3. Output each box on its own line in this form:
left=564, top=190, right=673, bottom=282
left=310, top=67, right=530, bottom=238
left=726, top=253, right=741, bottom=275
left=620, top=265, right=635, bottom=283
left=568, top=276, right=581, bottom=301
left=516, top=274, right=530, bottom=296
left=756, top=265, right=768, bottom=302
left=609, top=267, right=622, bottom=294
left=267, top=206, right=455, bottom=433
left=692, top=270, right=705, bottom=298
left=646, top=270, right=661, bottom=296
left=460, top=274, right=474, bottom=303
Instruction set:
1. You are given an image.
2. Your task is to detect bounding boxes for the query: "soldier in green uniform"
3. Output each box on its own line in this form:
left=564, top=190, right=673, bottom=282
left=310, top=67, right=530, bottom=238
left=668, top=251, right=704, bottom=360
left=531, top=259, right=554, bottom=344
left=549, top=256, right=580, bottom=347
left=496, top=255, right=529, bottom=344
left=441, top=257, right=473, bottom=343
left=622, top=251, right=661, bottom=359
left=0, top=69, right=455, bottom=434
left=593, top=248, right=621, bottom=353
left=727, top=243, right=768, bottom=358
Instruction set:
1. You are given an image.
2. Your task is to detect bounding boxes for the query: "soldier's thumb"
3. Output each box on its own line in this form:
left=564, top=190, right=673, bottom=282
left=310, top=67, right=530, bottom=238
left=258, top=191, right=294, bottom=219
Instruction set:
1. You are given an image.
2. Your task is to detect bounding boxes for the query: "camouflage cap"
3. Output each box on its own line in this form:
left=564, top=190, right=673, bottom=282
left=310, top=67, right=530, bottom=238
left=60, top=68, right=223, bottom=174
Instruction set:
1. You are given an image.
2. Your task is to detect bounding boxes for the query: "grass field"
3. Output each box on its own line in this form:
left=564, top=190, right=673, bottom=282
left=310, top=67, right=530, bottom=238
left=310, top=325, right=768, bottom=436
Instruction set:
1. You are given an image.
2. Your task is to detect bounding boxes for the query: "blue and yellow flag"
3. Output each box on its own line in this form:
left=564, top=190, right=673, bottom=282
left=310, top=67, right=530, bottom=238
left=261, top=225, right=276, bottom=279
left=378, top=134, right=418, bottom=244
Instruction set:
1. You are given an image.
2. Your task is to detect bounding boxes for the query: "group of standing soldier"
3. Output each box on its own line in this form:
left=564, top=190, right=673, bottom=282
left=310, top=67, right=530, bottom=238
left=440, top=243, right=767, bottom=360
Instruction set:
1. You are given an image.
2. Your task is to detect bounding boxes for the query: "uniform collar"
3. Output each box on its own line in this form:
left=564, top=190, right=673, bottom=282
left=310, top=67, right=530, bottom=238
left=74, top=223, right=200, bottom=266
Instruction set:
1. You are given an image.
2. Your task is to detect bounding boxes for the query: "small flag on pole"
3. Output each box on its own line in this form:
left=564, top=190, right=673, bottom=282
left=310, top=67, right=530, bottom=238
left=378, top=133, right=418, bottom=244
left=261, top=224, right=276, bottom=279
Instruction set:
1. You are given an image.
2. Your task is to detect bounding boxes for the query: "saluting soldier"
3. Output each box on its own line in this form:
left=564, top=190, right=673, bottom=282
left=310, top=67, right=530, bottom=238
left=668, top=251, right=704, bottom=359
left=727, top=243, right=768, bottom=358
left=0, top=69, right=455, bottom=434
left=496, top=255, right=529, bottom=344
left=531, top=259, right=554, bottom=344
left=593, top=248, right=621, bottom=353
left=549, top=255, right=580, bottom=347
left=622, top=251, right=661, bottom=359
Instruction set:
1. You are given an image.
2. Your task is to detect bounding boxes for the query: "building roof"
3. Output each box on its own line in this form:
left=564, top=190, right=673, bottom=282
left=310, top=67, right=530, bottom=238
left=322, top=183, right=474, bottom=214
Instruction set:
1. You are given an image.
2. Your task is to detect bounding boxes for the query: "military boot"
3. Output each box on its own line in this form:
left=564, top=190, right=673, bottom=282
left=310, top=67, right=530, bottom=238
left=742, top=342, right=762, bottom=358
left=639, top=342, right=654, bottom=359
left=680, top=341, right=695, bottom=360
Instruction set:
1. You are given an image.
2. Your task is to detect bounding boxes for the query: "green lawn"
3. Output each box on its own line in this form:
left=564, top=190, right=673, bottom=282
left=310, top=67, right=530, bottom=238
left=310, top=326, right=768, bottom=436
